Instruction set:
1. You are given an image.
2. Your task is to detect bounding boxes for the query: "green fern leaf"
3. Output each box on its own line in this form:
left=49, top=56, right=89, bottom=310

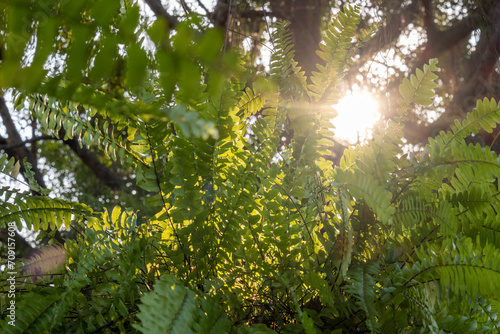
left=269, top=21, right=308, bottom=99
left=0, top=288, right=63, bottom=334
left=336, top=169, right=394, bottom=224
left=308, top=5, right=360, bottom=104
left=344, top=262, right=381, bottom=332
left=409, top=239, right=500, bottom=298
left=397, top=58, right=439, bottom=115
left=135, top=275, right=231, bottom=334
left=433, top=98, right=500, bottom=149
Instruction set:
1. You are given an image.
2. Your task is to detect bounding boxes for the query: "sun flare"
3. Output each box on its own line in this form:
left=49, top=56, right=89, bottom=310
left=332, top=89, right=380, bottom=144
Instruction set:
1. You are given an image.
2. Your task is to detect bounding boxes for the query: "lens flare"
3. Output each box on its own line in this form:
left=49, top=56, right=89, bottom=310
left=332, top=89, right=380, bottom=144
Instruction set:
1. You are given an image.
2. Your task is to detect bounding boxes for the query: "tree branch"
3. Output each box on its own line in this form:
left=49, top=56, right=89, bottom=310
left=0, top=135, right=57, bottom=150
left=419, top=7, right=484, bottom=63
left=59, top=128, right=124, bottom=190
left=143, top=0, right=178, bottom=28
left=0, top=96, right=47, bottom=189
left=404, top=0, right=500, bottom=144
left=422, top=0, right=437, bottom=35
left=239, top=9, right=283, bottom=20
left=358, top=0, right=421, bottom=60
left=195, top=0, right=209, bottom=14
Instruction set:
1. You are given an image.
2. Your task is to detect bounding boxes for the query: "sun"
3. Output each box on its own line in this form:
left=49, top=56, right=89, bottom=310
left=331, top=89, right=380, bottom=144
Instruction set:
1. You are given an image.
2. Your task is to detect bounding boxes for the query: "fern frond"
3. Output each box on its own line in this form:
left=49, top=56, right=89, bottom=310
left=434, top=298, right=500, bottom=333
left=336, top=169, right=394, bottom=224
left=0, top=155, right=19, bottom=179
left=308, top=5, right=360, bottom=104
left=0, top=155, right=49, bottom=196
left=426, top=307, right=485, bottom=333
left=393, top=197, right=457, bottom=237
left=21, top=244, right=66, bottom=281
left=339, top=122, right=403, bottom=185
left=397, top=58, right=439, bottom=115
left=0, top=288, right=63, bottom=334
left=30, top=94, right=147, bottom=165
left=269, top=21, right=308, bottom=99
left=408, top=239, right=500, bottom=298
left=134, top=274, right=231, bottom=333
left=470, top=204, right=500, bottom=248
left=344, top=262, right=381, bottom=333
left=441, top=98, right=500, bottom=147
left=423, top=98, right=500, bottom=167
left=0, top=195, right=93, bottom=231
left=237, top=86, right=266, bottom=119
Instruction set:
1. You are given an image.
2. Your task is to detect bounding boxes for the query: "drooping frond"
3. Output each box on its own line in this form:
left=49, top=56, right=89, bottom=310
left=0, top=192, right=94, bottom=231
left=0, top=155, right=49, bottom=195
left=336, top=169, right=394, bottom=224
left=21, top=244, right=66, bottom=281
left=237, top=86, right=265, bottom=119
left=344, top=262, right=381, bottom=333
left=29, top=94, right=148, bottom=165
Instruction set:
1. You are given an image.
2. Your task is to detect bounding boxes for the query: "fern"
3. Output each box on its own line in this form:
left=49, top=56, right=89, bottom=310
left=344, top=262, right=381, bottom=333
left=3, top=1, right=500, bottom=333
left=0, top=194, right=94, bottom=231
left=436, top=98, right=500, bottom=148
left=134, top=275, right=231, bottom=334
left=336, top=169, right=394, bottom=224
left=0, top=155, right=49, bottom=195
left=407, top=239, right=500, bottom=298
left=269, top=21, right=308, bottom=99
left=0, top=289, right=64, bottom=334
left=397, top=58, right=439, bottom=115
left=21, top=244, right=66, bottom=281
left=309, top=5, right=360, bottom=105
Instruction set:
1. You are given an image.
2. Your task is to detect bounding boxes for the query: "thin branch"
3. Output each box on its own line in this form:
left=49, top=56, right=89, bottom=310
left=0, top=135, right=57, bottom=150
left=0, top=96, right=47, bottom=189
left=227, top=28, right=274, bottom=51
left=195, top=0, right=210, bottom=14
left=239, top=9, right=282, bottom=20
left=143, top=0, right=178, bottom=28
left=419, top=6, right=484, bottom=63
left=179, top=0, right=191, bottom=15
left=358, top=0, right=421, bottom=60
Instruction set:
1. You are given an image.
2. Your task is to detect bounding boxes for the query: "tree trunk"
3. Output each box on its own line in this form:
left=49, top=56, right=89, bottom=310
left=289, top=0, right=322, bottom=80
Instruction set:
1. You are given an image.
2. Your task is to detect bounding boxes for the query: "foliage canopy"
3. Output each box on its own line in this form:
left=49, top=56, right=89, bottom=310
left=1, top=1, right=500, bottom=333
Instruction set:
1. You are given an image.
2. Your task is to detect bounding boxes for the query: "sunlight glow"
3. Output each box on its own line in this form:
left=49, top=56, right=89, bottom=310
left=332, top=89, right=380, bottom=144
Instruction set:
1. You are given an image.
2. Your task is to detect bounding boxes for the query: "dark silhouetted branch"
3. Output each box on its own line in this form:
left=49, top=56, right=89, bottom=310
left=0, top=96, right=47, bottom=189
left=0, top=135, right=57, bottom=150
left=143, top=0, right=178, bottom=28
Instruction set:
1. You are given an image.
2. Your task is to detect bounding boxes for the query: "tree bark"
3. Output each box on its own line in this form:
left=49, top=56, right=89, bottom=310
left=0, top=96, right=47, bottom=189
left=289, top=0, right=322, bottom=80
